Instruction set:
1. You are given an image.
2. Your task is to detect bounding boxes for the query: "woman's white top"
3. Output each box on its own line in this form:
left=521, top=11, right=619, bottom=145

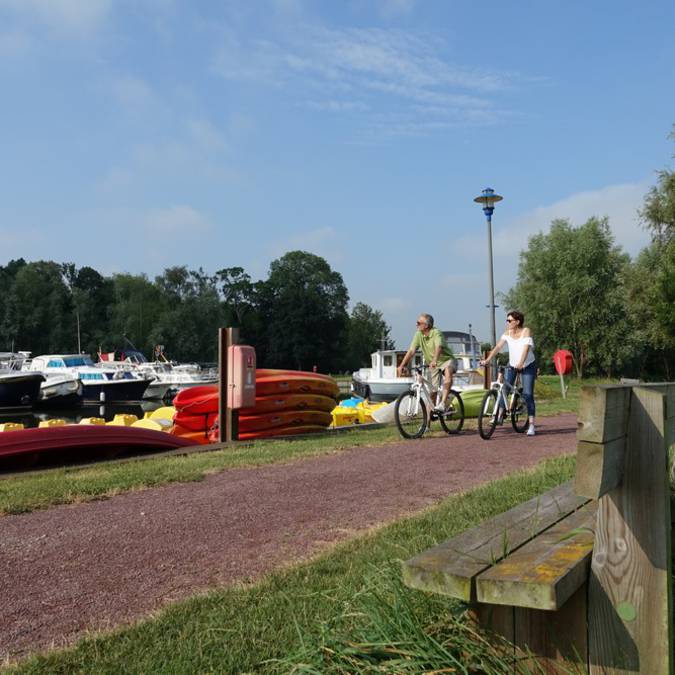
left=501, top=332, right=535, bottom=368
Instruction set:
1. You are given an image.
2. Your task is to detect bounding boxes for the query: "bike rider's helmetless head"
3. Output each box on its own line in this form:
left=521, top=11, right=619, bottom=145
left=417, top=313, right=434, bottom=331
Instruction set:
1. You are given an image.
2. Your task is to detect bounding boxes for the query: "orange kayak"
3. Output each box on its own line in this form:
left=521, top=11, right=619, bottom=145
left=239, top=394, right=336, bottom=415
left=239, top=410, right=332, bottom=432
left=211, top=424, right=328, bottom=442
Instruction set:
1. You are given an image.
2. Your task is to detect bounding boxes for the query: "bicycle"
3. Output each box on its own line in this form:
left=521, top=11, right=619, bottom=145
left=394, top=365, right=465, bottom=439
left=477, top=365, right=528, bottom=440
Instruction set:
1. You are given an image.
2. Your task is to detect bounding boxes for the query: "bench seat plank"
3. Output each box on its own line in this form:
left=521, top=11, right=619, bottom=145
left=403, top=481, right=590, bottom=602
left=476, top=502, right=597, bottom=611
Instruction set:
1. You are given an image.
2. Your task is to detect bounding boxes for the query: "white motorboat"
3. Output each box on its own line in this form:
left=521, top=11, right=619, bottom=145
left=98, top=348, right=217, bottom=398
left=37, top=373, right=84, bottom=407
left=0, top=352, right=44, bottom=409
left=19, top=352, right=84, bottom=407
left=352, top=330, right=485, bottom=402
left=25, top=354, right=151, bottom=403
left=351, top=349, right=422, bottom=401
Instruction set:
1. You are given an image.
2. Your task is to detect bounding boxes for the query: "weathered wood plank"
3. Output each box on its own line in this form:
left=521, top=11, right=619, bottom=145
left=514, top=583, right=589, bottom=674
left=588, top=386, right=673, bottom=674
left=575, top=437, right=626, bottom=499
left=633, top=382, right=675, bottom=415
left=469, top=603, right=515, bottom=645
left=576, top=385, right=631, bottom=444
left=403, top=482, right=589, bottom=601
left=476, top=502, right=596, bottom=610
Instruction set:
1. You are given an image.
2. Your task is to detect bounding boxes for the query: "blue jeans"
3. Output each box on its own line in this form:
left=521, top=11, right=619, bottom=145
left=500, top=362, right=536, bottom=417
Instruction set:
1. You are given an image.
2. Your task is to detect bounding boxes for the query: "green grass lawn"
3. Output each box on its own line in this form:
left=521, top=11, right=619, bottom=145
left=0, top=375, right=599, bottom=517
left=7, top=454, right=575, bottom=675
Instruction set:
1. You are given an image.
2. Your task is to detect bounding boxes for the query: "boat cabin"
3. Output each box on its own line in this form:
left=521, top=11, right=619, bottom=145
left=370, top=350, right=423, bottom=378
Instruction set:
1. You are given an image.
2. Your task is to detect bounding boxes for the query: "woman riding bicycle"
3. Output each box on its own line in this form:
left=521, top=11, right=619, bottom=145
left=480, top=310, right=537, bottom=436
left=397, top=313, right=455, bottom=412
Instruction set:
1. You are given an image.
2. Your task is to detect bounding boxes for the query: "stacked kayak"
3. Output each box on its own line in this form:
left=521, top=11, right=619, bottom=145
left=171, top=369, right=339, bottom=442
left=0, top=424, right=193, bottom=465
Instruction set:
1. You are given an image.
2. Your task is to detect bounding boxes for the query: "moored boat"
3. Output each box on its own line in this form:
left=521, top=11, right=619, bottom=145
left=25, top=354, right=151, bottom=403
left=352, top=330, right=485, bottom=402
left=98, top=347, right=216, bottom=398
left=35, top=373, right=84, bottom=408
left=0, top=353, right=44, bottom=409
left=351, top=349, right=421, bottom=402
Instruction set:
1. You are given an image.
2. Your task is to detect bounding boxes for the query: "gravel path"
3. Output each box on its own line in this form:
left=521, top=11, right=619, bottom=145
left=0, top=414, right=577, bottom=661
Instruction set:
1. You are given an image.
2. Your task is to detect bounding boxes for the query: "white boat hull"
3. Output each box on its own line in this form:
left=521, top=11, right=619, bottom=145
left=351, top=375, right=413, bottom=402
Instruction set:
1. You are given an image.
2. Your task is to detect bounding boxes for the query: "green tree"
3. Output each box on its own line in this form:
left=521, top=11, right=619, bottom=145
left=216, top=267, right=255, bottom=327
left=0, top=258, right=27, bottom=349
left=5, top=261, right=74, bottom=354
left=108, top=273, right=165, bottom=354
left=640, top=126, right=675, bottom=246
left=60, top=264, right=114, bottom=355
left=344, top=302, right=393, bottom=370
left=624, top=242, right=675, bottom=378
left=503, top=217, right=631, bottom=378
left=258, top=251, right=349, bottom=371
left=150, top=266, right=222, bottom=362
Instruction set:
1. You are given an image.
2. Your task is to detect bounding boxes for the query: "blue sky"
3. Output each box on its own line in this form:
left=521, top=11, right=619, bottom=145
left=1, top=0, right=674, bottom=350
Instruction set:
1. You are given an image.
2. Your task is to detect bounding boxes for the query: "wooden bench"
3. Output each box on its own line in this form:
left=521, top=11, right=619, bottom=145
left=403, top=383, right=675, bottom=674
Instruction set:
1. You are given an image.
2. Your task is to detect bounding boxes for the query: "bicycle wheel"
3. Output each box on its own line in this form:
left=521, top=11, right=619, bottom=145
left=478, top=389, right=499, bottom=440
left=394, top=390, right=428, bottom=439
left=510, top=391, right=529, bottom=433
left=438, top=389, right=465, bottom=434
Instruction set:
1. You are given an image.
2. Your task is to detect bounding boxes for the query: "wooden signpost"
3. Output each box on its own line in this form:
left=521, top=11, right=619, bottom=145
left=218, top=327, right=238, bottom=443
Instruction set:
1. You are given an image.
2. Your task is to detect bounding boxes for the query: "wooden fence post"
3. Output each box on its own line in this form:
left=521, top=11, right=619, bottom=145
left=587, top=384, right=674, bottom=674
left=218, top=327, right=239, bottom=443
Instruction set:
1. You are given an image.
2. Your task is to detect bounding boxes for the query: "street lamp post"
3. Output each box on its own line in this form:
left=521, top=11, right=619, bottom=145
left=473, top=187, right=503, bottom=376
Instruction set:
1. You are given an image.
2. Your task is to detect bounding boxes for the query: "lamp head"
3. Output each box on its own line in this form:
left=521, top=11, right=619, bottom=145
left=474, top=187, right=503, bottom=218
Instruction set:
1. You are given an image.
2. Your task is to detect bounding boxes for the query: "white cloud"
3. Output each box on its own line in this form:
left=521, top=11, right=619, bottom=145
left=493, top=180, right=651, bottom=259
left=141, top=205, right=213, bottom=234
left=440, top=272, right=482, bottom=288
left=0, top=224, right=44, bottom=257
left=377, top=0, right=417, bottom=18
left=266, top=226, right=346, bottom=266
left=212, top=24, right=526, bottom=137
left=108, top=76, right=156, bottom=111
left=0, top=0, right=112, bottom=34
left=380, top=296, right=412, bottom=311
left=303, top=99, right=370, bottom=112
left=187, top=119, right=228, bottom=152
left=0, top=29, right=32, bottom=57
left=94, top=115, right=245, bottom=196
left=270, top=0, right=304, bottom=15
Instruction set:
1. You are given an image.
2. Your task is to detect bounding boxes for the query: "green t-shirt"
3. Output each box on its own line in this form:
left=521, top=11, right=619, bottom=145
left=409, top=328, right=454, bottom=365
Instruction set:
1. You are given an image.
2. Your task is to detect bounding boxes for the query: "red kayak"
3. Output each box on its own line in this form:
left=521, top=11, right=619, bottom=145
left=172, top=371, right=339, bottom=413
left=173, top=411, right=218, bottom=432
left=239, top=410, right=332, bottom=432
left=239, top=394, right=336, bottom=415
left=211, top=424, right=328, bottom=442
left=0, top=425, right=194, bottom=461
left=172, top=386, right=218, bottom=414
left=176, top=409, right=333, bottom=434
left=255, top=375, right=339, bottom=398
left=255, top=369, right=336, bottom=383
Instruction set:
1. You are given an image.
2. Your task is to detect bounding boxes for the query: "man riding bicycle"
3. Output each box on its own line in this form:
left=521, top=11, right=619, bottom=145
left=397, top=313, right=455, bottom=412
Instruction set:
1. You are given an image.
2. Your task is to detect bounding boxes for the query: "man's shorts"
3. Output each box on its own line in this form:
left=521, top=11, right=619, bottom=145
left=429, top=358, right=455, bottom=391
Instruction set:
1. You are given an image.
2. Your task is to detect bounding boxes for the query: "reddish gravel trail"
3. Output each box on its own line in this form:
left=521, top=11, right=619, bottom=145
left=0, top=414, right=576, bottom=660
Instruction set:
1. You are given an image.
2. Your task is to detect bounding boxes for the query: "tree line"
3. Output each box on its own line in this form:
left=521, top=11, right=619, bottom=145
left=504, top=128, right=675, bottom=379
left=0, top=251, right=393, bottom=373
